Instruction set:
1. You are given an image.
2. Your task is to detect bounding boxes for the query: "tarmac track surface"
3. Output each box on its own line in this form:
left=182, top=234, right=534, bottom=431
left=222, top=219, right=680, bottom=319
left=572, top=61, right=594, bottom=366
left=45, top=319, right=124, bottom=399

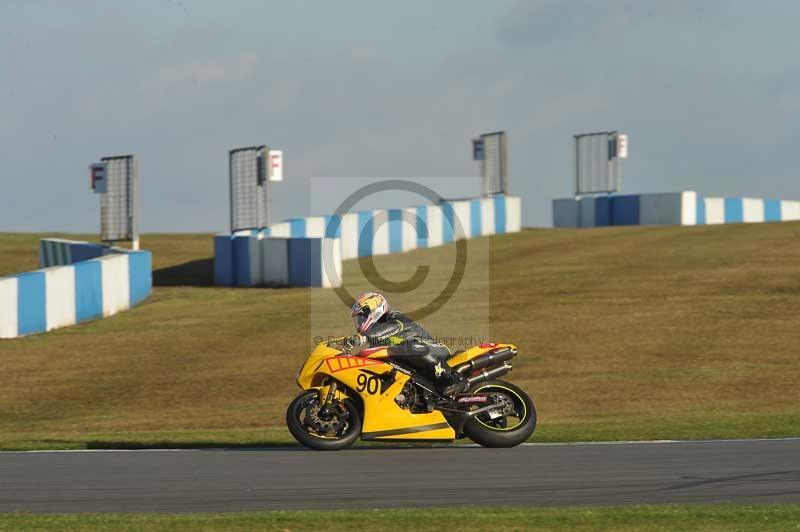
left=0, top=439, right=799, bottom=513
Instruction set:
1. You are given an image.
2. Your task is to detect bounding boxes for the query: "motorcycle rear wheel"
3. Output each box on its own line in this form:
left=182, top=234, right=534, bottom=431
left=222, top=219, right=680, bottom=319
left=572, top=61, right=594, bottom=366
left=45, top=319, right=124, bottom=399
left=286, top=390, right=361, bottom=451
left=463, top=379, right=536, bottom=448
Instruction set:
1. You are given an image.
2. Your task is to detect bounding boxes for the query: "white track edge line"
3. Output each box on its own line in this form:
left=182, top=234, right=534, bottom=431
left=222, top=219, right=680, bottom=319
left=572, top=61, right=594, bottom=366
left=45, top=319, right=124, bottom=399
left=2, top=437, right=800, bottom=454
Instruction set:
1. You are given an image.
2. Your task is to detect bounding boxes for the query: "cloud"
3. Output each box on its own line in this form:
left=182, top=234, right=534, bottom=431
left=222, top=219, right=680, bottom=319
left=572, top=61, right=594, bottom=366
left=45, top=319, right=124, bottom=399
left=496, top=0, right=723, bottom=47
left=1, top=1, right=800, bottom=232
left=149, top=53, right=260, bottom=88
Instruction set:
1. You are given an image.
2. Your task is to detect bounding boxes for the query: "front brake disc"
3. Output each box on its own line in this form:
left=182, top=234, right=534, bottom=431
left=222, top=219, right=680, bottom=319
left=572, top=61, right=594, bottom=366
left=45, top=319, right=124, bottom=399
left=305, top=401, right=346, bottom=434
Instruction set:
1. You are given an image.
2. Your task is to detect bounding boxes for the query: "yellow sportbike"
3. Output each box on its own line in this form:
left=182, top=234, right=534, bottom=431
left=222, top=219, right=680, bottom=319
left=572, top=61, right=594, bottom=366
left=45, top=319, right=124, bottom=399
left=286, top=338, right=537, bottom=450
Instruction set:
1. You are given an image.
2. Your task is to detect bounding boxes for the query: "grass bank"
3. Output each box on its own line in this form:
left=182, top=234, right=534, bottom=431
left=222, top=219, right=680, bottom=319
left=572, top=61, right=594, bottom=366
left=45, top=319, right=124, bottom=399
left=1, top=223, right=799, bottom=449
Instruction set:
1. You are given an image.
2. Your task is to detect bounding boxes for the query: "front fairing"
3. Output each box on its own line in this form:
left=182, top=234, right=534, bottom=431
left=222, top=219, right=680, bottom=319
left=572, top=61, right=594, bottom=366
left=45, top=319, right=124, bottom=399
left=296, top=341, right=344, bottom=389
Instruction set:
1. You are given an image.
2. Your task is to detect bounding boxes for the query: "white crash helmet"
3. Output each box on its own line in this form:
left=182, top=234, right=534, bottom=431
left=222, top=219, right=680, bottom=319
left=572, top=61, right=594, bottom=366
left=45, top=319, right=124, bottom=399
left=351, top=292, right=389, bottom=333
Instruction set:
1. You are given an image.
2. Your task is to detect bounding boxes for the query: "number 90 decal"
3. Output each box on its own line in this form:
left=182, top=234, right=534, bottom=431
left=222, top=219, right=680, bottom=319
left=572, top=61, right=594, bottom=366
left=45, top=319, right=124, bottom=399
left=356, top=373, right=381, bottom=395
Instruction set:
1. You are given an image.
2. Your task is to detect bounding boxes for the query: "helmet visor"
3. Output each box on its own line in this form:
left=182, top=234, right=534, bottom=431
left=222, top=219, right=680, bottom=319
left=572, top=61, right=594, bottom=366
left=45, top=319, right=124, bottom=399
left=352, top=307, right=376, bottom=333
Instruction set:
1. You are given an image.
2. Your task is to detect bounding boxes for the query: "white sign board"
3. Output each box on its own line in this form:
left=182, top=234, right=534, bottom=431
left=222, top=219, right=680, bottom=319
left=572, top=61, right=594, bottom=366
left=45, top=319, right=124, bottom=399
left=616, top=134, right=629, bottom=159
left=90, top=163, right=108, bottom=193
left=269, top=150, right=283, bottom=182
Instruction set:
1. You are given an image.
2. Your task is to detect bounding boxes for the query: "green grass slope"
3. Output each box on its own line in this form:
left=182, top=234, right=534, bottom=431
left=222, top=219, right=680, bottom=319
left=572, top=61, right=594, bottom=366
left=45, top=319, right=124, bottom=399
left=1, top=223, right=799, bottom=449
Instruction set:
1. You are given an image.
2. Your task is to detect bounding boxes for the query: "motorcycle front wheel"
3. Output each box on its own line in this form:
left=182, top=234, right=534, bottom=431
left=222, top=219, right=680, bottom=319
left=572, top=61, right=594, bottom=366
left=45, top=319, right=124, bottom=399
left=463, top=379, right=536, bottom=448
left=286, top=390, right=362, bottom=451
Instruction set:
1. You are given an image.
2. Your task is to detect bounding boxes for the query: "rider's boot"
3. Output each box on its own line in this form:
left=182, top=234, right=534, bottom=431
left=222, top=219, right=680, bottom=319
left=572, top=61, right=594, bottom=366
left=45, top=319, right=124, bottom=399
left=435, top=363, right=469, bottom=396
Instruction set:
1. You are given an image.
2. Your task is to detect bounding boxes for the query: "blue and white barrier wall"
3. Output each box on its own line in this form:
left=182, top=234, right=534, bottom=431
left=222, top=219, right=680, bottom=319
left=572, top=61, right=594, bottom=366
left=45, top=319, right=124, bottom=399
left=553, top=192, right=697, bottom=228
left=699, top=197, right=800, bottom=225
left=553, top=192, right=800, bottom=228
left=38, top=238, right=109, bottom=267
left=214, top=234, right=342, bottom=288
left=215, top=194, right=522, bottom=287
left=1, top=239, right=152, bottom=339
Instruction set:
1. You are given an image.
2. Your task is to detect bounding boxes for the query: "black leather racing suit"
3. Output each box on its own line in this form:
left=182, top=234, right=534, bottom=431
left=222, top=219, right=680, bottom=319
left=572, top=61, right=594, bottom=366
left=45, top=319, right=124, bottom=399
left=362, top=311, right=459, bottom=388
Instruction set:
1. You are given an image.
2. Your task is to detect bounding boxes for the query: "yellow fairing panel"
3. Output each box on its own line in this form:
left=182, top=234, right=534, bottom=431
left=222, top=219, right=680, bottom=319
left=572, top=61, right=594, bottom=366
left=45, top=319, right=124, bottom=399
left=357, top=371, right=455, bottom=441
left=447, top=343, right=516, bottom=367
left=305, top=344, right=518, bottom=441
left=315, top=357, right=455, bottom=441
left=297, top=341, right=345, bottom=389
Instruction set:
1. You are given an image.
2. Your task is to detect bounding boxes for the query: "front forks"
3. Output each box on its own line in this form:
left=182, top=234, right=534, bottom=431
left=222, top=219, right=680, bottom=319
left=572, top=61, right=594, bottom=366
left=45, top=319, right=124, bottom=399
left=319, top=380, right=339, bottom=416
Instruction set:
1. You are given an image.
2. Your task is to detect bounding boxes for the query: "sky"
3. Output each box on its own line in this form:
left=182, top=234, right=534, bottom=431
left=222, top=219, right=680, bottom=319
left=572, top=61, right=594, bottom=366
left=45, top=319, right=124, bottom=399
left=2, top=0, right=800, bottom=232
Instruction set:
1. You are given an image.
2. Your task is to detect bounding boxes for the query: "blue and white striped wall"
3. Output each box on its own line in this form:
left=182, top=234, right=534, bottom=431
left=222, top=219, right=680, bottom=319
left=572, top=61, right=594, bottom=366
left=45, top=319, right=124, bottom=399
left=214, top=235, right=342, bottom=288
left=1, top=239, right=152, bottom=339
left=38, top=238, right=109, bottom=267
left=553, top=192, right=800, bottom=228
left=214, top=194, right=522, bottom=287
left=698, top=197, right=800, bottom=225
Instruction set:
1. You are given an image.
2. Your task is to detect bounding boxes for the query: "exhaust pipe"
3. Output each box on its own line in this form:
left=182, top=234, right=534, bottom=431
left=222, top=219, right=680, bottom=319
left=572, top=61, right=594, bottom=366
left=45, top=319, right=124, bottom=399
left=466, top=362, right=512, bottom=386
left=454, top=347, right=516, bottom=375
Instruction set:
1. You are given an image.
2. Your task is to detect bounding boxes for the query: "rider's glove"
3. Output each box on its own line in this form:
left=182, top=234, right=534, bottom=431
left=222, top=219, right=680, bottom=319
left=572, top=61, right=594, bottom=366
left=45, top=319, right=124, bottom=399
left=346, top=334, right=367, bottom=350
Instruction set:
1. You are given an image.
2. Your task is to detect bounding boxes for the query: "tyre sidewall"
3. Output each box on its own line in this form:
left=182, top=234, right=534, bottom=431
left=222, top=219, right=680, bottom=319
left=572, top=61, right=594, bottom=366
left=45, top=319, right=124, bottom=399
left=463, top=380, right=536, bottom=448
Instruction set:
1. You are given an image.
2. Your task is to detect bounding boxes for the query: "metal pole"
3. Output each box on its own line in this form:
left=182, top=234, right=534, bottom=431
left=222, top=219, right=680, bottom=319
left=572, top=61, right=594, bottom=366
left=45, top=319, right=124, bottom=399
left=607, top=135, right=613, bottom=194
left=574, top=136, right=580, bottom=196
left=574, top=136, right=581, bottom=227
left=616, top=155, right=622, bottom=193
left=131, top=156, right=139, bottom=250
left=228, top=151, right=234, bottom=233
left=265, top=172, right=271, bottom=228
left=609, top=131, right=619, bottom=193
left=500, top=132, right=508, bottom=195
left=480, top=134, right=488, bottom=197
left=261, top=146, right=270, bottom=229
left=588, top=136, right=594, bottom=195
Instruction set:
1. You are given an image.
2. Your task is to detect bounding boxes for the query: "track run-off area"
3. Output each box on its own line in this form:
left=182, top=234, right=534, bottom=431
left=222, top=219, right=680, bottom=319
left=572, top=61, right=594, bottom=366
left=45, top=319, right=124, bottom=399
left=1, top=438, right=798, bottom=513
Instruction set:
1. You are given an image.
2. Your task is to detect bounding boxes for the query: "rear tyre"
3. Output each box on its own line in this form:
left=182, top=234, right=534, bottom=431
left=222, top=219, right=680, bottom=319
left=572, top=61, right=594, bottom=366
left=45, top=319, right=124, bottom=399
left=286, top=390, right=361, bottom=451
left=463, top=380, right=536, bottom=448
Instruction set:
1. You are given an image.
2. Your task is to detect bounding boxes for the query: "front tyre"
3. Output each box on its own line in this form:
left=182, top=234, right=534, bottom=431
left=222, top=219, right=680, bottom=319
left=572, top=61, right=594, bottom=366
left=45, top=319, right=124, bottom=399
left=286, top=390, right=361, bottom=451
left=463, top=380, right=536, bottom=448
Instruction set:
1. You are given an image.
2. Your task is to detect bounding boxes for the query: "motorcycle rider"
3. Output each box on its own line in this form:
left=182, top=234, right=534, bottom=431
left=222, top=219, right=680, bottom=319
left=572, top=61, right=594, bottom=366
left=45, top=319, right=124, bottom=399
left=348, top=291, right=468, bottom=396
